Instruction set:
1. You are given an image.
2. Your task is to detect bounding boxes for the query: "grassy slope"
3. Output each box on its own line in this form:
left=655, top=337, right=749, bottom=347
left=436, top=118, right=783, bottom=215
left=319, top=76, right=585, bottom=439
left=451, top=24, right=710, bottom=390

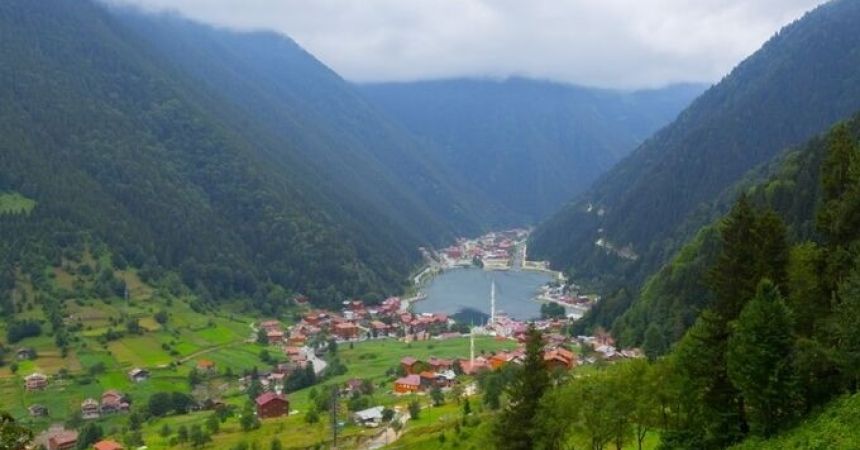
left=0, top=253, right=516, bottom=449
left=732, top=394, right=860, bottom=450
left=0, top=192, right=36, bottom=215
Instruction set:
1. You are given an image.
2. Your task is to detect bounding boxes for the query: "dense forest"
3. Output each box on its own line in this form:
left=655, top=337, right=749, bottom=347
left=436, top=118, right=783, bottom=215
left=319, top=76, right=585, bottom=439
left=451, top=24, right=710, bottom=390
left=0, top=0, right=502, bottom=313
left=531, top=0, right=860, bottom=294
left=492, top=118, right=860, bottom=449
left=360, top=79, right=703, bottom=221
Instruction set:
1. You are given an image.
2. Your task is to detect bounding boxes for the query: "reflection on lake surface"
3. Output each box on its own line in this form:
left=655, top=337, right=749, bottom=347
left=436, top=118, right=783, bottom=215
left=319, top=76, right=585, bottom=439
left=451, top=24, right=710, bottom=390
left=414, top=267, right=553, bottom=321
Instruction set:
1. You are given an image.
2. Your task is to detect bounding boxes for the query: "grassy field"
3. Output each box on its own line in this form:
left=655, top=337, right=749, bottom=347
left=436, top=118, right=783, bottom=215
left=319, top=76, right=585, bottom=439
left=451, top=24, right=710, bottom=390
left=0, top=248, right=534, bottom=449
left=0, top=191, right=36, bottom=215
left=1, top=265, right=519, bottom=450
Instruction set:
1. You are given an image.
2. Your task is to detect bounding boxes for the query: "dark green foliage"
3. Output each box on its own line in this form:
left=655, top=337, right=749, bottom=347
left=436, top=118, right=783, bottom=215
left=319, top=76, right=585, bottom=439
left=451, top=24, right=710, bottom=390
left=430, top=386, right=444, bottom=407
left=641, top=324, right=664, bottom=362
left=674, top=310, right=745, bottom=448
left=284, top=364, right=317, bottom=392
left=539, top=302, right=566, bottom=320
left=0, top=412, right=32, bottom=450
left=0, top=0, right=502, bottom=314
left=834, top=262, right=860, bottom=391
left=493, top=325, right=549, bottom=450
left=256, top=328, right=268, bottom=346
left=75, top=423, right=103, bottom=450
left=612, top=226, right=721, bottom=348
left=727, top=280, right=799, bottom=436
left=5, top=320, right=41, bottom=344
left=408, top=400, right=421, bottom=420
left=189, top=424, right=210, bottom=448
left=146, top=391, right=194, bottom=417
left=613, top=114, right=860, bottom=348
left=240, top=403, right=260, bottom=432
left=360, top=79, right=703, bottom=221
left=709, top=196, right=788, bottom=322
left=154, top=310, right=168, bottom=325
left=532, top=0, right=860, bottom=327
left=205, top=414, right=220, bottom=434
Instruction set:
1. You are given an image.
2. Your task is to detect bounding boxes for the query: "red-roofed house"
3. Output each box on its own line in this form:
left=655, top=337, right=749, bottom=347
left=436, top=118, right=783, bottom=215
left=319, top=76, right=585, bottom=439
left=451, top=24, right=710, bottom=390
left=333, top=322, right=359, bottom=340
left=197, top=359, right=216, bottom=372
left=266, top=329, right=285, bottom=344
left=93, top=440, right=123, bottom=450
left=459, top=358, right=490, bottom=375
left=544, top=349, right=575, bottom=370
left=428, top=357, right=453, bottom=371
left=255, top=392, right=289, bottom=419
left=47, top=430, right=78, bottom=450
left=400, top=357, right=418, bottom=374
left=394, top=374, right=421, bottom=394
left=260, top=320, right=281, bottom=331
left=489, top=352, right=515, bottom=370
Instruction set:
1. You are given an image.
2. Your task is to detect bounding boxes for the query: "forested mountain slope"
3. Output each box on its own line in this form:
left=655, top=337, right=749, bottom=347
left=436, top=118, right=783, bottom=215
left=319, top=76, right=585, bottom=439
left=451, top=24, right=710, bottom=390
left=531, top=0, right=860, bottom=288
left=611, top=112, right=860, bottom=349
left=113, top=10, right=509, bottom=236
left=0, top=0, right=490, bottom=311
left=528, top=116, right=860, bottom=450
left=360, top=78, right=703, bottom=221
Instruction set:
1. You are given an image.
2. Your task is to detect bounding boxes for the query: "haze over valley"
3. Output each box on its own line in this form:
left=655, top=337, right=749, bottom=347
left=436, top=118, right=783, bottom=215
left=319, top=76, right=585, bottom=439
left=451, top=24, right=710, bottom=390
left=3, top=1, right=860, bottom=449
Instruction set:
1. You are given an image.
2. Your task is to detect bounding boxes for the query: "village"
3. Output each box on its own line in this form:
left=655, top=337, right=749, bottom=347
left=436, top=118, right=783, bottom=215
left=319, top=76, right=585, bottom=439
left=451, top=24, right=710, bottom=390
left=427, top=228, right=599, bottom=320
left=8, top=230, right=637, bottom=450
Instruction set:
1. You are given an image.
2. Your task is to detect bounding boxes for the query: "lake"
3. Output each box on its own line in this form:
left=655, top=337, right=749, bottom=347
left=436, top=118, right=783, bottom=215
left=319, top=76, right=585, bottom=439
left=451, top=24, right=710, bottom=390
left=414, top=267, right=553, bottom=321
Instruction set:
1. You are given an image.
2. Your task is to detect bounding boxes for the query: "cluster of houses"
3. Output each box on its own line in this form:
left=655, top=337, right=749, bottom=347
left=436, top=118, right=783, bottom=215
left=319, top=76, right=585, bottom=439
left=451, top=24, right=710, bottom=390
left=263, top=298, right=454, bottom=349
left=392, top=343, right=578, bottom=395
left=438, top=229, right=528, bottom=270
left=24, top=370, right=140, bottom=422
left=39, top=428, right=124, bottom=450
left=79, top=390, right=130, bottom=419
left=535, top=282, right=597, bottom=320
left=576, top=333, right=643, bottom=362
left=394, top=356, right=459, bottom=393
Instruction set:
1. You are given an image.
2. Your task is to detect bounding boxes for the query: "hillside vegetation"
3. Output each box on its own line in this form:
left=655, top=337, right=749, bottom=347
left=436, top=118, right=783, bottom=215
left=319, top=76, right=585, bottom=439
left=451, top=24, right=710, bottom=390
left=478, top=117, right=860, bottom=450
left=360, top=79, right=703, bottom=222
left=532, top=0, right=860, bottom=299
left=608, top=114, right=860, bottom=348
left=0, top=0, right=499, bottom=315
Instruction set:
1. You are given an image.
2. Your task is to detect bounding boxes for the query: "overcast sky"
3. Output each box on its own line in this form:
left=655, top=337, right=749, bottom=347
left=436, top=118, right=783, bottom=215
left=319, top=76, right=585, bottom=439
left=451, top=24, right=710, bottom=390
left=108, top=0, right=827, bottom=89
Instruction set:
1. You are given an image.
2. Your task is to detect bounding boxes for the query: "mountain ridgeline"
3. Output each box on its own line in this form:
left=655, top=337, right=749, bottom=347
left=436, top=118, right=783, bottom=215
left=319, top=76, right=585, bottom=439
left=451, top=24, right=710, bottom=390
left=615, top=113, right=860, bottom=349
left=360, top=79, right=703, bottom=222
left=0, top=0, right=498, bottom=312
left=531, top=0, right=860, bottom=292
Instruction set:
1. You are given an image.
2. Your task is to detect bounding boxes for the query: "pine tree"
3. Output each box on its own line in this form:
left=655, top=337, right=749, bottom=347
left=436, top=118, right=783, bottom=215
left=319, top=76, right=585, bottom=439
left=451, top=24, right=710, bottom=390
left=817, top=123, right=860, bottom=294
left=493, top=324, right=549, bottom=450
left=835, top=263, right=860, bottom=391
left=709, top=194, right=762, bottom=321
left=755, top=210, right=789, bottom=289
left=642, top=323, right=664, bottom=361
left=673, top=310, right=744, bottom=448
left=727, top=279, right=798, bottom=436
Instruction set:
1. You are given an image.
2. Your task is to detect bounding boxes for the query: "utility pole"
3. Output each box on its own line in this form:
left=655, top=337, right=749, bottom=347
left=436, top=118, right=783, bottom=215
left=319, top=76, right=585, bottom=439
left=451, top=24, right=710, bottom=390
left=330, top=386, right=338, bottom=448
left=470, top=326, right=475, bottom=366
left=490, top=278, right=496, bottom=326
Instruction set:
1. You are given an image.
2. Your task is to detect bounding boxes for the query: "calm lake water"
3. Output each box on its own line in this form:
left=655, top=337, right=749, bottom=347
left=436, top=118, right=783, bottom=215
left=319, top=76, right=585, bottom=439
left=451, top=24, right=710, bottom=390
left=414, top=267, right=553, bottom=321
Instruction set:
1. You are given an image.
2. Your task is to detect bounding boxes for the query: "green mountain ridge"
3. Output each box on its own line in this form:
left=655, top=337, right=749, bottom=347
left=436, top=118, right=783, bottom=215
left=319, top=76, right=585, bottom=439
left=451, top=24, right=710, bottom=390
left=531, top=0, right=860, bottom=292
left=359, top=78, right=704, bottom=222
left=0, top=0, right=494, bottom=311
left=610, top=112, right=860, bottom=348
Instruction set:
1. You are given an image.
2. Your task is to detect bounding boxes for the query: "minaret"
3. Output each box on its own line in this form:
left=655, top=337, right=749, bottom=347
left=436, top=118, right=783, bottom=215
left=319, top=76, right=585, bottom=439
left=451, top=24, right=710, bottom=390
left=490, top=279, right=496, bottom=325
left=470, top=326, right=475, bottom=366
